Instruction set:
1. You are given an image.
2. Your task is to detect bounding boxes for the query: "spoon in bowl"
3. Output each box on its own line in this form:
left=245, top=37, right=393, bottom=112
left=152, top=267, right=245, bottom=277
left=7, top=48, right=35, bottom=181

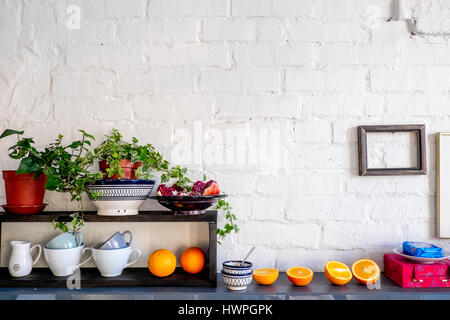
left=240, top=246, right=255, bottom=266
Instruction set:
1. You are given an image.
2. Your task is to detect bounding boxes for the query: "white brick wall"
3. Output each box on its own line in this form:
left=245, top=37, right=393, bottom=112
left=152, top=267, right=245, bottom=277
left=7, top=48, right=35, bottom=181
left=1, top=0, right=450, bottom=271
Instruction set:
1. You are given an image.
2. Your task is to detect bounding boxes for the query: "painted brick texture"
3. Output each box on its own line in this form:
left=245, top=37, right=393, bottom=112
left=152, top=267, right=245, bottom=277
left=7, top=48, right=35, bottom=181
left=0, top=0, right=449, bottom=271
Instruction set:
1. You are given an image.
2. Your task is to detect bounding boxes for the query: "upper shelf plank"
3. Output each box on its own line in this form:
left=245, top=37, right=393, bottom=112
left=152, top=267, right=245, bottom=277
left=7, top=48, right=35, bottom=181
left=0, top=211, right=217, bottom=223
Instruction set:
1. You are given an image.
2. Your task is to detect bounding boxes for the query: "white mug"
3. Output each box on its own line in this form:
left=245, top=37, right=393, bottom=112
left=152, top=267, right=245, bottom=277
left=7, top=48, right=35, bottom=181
left=44, top=245, right=92, bottom=277
left=8, top=241, right=42, bottom=277
left=91, top=244, right=141, bottom=277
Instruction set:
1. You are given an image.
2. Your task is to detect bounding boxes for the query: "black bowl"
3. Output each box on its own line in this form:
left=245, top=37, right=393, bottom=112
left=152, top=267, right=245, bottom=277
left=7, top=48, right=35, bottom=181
left=148, top=195, right=227, bottom=215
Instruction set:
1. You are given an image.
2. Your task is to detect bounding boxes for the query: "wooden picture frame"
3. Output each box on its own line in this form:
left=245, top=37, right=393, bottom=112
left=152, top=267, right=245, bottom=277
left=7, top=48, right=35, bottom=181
left=357, top=124, right=426, bottom=176
left=436, top=133, right=450, bottom=238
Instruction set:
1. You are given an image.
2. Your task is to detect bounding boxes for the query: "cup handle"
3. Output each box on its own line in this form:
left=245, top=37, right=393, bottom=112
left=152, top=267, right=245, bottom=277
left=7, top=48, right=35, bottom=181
left=31, top=244, right=42, bottom=265
left=122, top=231, right=133, bottom=246
left=125, top=249, right=141, bottom=268
left=75, top=232, right=83, bottom=247
left=76, top=247, right=93, bottom=268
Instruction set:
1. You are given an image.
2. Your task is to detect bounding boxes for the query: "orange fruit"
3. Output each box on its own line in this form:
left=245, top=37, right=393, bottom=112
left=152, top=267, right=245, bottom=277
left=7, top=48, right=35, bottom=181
left=351, top=259, right=380, bottom=285
left=324, top=261, right=352, bottom=285
left=253, top=268, right=279, bottom=285
left=180, top=247, right=205, bottom=274
left=148, top=249, right=176, bottom=277
left=203, top=183, right=220, bottom=195
left=286, top=267, right=313, bottom=286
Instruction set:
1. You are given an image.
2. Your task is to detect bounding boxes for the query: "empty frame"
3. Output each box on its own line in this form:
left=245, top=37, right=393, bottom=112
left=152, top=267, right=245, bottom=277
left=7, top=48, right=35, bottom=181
left=436, top=133, right=450, bottom=238
left=358, top=125, right=426, bottom=176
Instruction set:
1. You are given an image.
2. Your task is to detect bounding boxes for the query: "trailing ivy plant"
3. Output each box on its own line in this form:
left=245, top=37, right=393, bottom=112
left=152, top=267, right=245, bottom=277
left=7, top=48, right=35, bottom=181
left=51, top=212, right=84, bottom=233
left=216, top=198, right=239, bottom=243
left=42, top=131, right=103, bottom=233
left=94, top=129, right=170, bottom=179
left=160, top=165, right=192, bottom=190
left=43, top=131, right=102, bottom=201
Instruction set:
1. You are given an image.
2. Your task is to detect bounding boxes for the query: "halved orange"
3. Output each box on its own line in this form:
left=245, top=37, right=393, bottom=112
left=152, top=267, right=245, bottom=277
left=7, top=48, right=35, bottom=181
left=253, top=268, right=279, bottom=285
left=351, top=259, right=380, bottom=285
left=324, top=261, right=352, bottom=285
left=286, top=267, right=313, bottom=286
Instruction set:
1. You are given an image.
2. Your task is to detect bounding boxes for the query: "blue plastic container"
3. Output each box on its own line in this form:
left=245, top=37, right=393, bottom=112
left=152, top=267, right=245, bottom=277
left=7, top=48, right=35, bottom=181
left=403, top=241, right=443, bottom=258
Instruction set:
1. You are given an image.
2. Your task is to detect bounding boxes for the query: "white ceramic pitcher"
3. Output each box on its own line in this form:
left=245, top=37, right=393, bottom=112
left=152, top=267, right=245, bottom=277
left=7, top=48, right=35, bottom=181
left=8, top=240, right=42, bottom=277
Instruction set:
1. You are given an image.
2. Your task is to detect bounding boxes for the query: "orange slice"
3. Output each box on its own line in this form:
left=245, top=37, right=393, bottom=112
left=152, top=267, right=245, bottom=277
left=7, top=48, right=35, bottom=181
left=351, top=259, right=380, bottom=285
left=253, top=268, right=279, bottom=285
left=286, top=267, right=313, bottom=286
left=324, top=261, right=352, bottom=285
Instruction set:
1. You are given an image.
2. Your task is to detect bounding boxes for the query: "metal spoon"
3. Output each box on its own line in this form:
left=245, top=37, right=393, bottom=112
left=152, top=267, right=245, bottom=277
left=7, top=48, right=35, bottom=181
left=240, top=246, right=255, bottom=266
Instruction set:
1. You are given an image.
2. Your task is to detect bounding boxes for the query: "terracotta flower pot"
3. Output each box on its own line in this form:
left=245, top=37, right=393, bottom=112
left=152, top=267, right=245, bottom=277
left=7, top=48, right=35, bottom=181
left=99, top=159, right=142, bottom=180
left=2, top=170, right=47, bottom=207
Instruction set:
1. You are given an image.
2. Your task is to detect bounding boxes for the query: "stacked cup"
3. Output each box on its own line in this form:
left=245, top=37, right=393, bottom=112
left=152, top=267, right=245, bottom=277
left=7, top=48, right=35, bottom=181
left=221, top=260, right=253, bottom=290
left=44, top=232, right=92, bottom=277
left=89, top=231, right=141, bottom=277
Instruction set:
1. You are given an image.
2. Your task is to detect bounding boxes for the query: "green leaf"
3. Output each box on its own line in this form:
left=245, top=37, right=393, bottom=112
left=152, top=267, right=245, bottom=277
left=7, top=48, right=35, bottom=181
left=0, top=129, right=24, bottom=139
left=52, top=220, right=69, bottom=233
left=45, top=175, right=61, bottom=191
left=79, top=130, right=95, bottom=140
left=17, top=157, right=41, bottom=174
left=69, top=141, right=82, bottom=149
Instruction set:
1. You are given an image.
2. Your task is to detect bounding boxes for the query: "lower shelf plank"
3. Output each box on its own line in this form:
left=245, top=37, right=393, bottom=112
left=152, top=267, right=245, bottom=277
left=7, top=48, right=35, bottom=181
left=0, top=267, right=216, bottom=288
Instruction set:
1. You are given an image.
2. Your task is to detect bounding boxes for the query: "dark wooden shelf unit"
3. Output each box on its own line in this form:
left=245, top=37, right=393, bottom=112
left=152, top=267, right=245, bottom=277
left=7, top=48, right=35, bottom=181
left=0, top=210, right=218, bottom=287
left=0, top=210, right=217, bottom=223
left=0, top=267, right=214, bottom=287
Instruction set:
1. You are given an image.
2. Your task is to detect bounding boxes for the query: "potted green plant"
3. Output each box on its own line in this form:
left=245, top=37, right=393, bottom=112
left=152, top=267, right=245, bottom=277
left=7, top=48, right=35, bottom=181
left=94, top=129, right=169, bottom=180
left=88, top=129, right=165, bottom=216
left=0, top=129, right=50, bottom=214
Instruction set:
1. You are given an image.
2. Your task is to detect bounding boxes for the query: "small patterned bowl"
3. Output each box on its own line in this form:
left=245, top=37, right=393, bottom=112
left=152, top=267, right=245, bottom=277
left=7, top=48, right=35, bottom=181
left=87, top=179, right=155, bottom=201
left=221, top=272, right=253, bottom=291
left=87, top=179, right=155, bottom=216
left=222, top=260, right=253, bottom=276
left=222, top=269, right=253, bottom=277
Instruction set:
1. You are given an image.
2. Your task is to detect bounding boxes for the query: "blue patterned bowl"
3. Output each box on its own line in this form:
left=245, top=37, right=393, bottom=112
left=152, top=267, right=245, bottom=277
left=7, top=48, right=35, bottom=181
left=222, top=260, right=253, bottom=275
left=221, top=272, right=253, bottom=291
left=87, top=180, right=155, bottom=216
left=221, top=269, right=253, bottom=277
left=87, top=179, right=155, bottom=200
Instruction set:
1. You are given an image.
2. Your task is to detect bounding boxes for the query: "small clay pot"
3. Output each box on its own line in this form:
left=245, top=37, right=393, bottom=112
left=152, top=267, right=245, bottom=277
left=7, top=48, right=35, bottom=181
left=99, top=159, right=142, bottom=180
left=2, top=170, right=47, bottom=210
